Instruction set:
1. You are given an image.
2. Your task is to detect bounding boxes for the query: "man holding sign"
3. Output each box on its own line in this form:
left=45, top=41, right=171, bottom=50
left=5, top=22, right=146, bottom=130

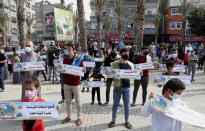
left=62, top=43, right=85, bottom=126
left=21, top=41, right=42, bottom=99
left=108, top=48, right=134, bottom=129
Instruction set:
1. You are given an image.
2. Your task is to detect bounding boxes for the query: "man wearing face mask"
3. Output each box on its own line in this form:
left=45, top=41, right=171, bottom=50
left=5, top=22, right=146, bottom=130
left=21, top=41, right=42, bottom=99
left=108, top=48, right=134, bottom=129
left=131, top=46, right=151, bottom=106
left=188, top=50, right=198, bottom=82
left=165, top=49, right=182, bottom=65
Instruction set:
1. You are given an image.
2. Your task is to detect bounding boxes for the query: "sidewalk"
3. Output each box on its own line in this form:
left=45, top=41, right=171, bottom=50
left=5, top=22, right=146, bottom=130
left=0, top=70, right=205, bottom=131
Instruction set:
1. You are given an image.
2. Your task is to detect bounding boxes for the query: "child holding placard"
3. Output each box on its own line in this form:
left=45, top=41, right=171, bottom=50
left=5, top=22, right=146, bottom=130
left=22, top=78, right=60, bottom=131
left=141, top=79, right=186, bottom=131
left=86, top=68, right=105, bottom=106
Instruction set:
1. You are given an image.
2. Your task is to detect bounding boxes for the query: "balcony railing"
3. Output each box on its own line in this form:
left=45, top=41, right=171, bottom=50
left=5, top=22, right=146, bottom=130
left=145, top=14, right=155, bottom=21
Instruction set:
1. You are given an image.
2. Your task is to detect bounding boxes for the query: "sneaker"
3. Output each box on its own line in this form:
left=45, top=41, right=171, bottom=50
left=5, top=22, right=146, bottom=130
left=103, top=102, right=109, bottom=106
left=48, top=79, right=51, bottom=81
left=108, top=121, right=115, bottom=128
left=125, top=122, right=132, bottom=129
left=131, top=102, right=136, bottom=107
left=98, top=102, right=102, bottom=106
left=90, top=102, right=94, bottom=105
left=58, top=99, right=65, bottom=104
left=86, top=89, right=90, bottom=92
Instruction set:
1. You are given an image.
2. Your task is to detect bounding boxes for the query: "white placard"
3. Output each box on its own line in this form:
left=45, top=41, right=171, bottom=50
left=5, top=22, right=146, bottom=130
left=83, top=61, right=96, bottom=67
left=82, top=81, right=105, bottom=88
left=135, top=62, right=154, bottom=70
left=13, top=61, right=45, bottom=72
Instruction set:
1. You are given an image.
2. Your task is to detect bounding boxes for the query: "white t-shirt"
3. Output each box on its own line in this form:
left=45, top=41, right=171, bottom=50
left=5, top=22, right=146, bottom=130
left=185, top=46, right=193, bottom=54
left=94, top=42, right=98, bottom=51
left=101, top=42, right=105, bottom=48
left=141, top=99, right=182, bottom=131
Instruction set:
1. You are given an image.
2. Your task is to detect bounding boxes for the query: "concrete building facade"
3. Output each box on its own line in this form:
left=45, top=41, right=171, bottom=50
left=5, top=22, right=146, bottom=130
left=0, top=0, right=36, bottom=46
left=89, top=0, right=160, bottom=43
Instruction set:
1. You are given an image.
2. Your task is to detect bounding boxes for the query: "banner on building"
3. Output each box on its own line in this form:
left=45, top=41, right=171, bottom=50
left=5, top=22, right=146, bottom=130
left=151, top=95, right=205, bottom=128
left=55, top=63, right=84, bottom=77
left=13, top=61, right=45, bottom=72
left=54, top=8, right=74, bottom=41
left=82, top=81, right=105, bottom=88
left=156, top=75, right=191, bottom=85
left=0, top=102, right=58, bottom=120
left=135, top=62, right=154, bottom=70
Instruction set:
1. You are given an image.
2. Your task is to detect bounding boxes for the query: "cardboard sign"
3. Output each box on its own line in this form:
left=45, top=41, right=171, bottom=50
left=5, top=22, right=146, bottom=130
left=156, top=75, right=191, bottom=86
left=82, top=81, right=105, bottom=88
left=83, top=62, right=96, bottom=67
left=55, top=63, right=84, bottom=77
left=13, top=61, right=45, bottom=72
left=135, top=62, right=154, bottom=70
left=0, top=102, right=58, bottom=120
left=102, top=67, right=141, bottom=80
left=159, top=64, right=185, bottom=73
left=152, top=95, right=205, bottom=128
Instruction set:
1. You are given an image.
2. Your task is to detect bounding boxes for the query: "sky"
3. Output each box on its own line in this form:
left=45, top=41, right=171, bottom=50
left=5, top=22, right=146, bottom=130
left=36, top=0, right=91, bottom=20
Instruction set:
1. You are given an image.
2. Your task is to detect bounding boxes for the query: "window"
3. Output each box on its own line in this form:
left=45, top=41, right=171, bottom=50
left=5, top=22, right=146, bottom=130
left=32, top=5, right=35, bottom=10
left=176, top=22, right=182, bottom=29
left=26, top=3, right=30, bottom=8
left=170, top=22, right=176, bottom=29
left=147, top=10, right=152, bottom=15
left=12, top=28, right=17, bottom=34
left=171, top=8, right=177, bottom=15
left=107, top=9, right=112, bottom=15
left=128, top=23, right=134, bottom=28
left=102, top=12, right=106, bottom=17
left=26, top=12, right=31, bottom=17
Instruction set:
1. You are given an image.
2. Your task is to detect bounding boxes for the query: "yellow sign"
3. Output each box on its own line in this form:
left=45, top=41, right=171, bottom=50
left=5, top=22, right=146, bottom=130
left=54, top=8, right=74, bottom=41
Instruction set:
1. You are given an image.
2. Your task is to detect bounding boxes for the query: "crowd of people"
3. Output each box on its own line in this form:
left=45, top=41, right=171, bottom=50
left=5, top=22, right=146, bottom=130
left=0, top=40, right=205, bottom=130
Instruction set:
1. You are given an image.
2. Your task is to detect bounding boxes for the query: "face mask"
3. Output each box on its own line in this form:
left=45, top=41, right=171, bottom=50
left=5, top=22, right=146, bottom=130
left=122, top=54, right=129, bottom=60
left=25, top=47, right=32, bottom=53
left=85, top=53, right=89, bottom=56
left=171, top=54, right=177, bottom=58
left=64, top=50, right=69, bottom=55
left=191, top=52, right=195, bottom=55
left=169, top=93, right=180, bottom=100
left=25, top=90, right=37, bottom=100
left=144, top=51, right=149, bottom=56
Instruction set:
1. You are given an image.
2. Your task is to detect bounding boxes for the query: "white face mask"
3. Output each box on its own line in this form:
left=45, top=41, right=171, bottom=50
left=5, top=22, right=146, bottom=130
left=64, top=50, right=69, bottom=55
left=25, top=47, right=32, bottom=53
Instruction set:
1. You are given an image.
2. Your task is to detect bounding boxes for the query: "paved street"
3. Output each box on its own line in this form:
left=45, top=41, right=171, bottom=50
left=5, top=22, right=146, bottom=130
left=0, top=70, right=205, bottom=131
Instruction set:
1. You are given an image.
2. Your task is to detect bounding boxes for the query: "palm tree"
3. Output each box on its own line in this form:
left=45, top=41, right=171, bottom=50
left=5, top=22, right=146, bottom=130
left=17, top=0, right=26, bottom=48
left=73, top=10, right=79, bottom=45
left=178, top=0, right=193, bottom=44
left=136, top=0, right=145, bottom=49
left=102, top=14, right=112, bottom=48
left=0, top=12, right=8, bottom=46
left=77, top=0, right=87, bottom=50
left=129, top=9, right=138, bottom=45
left=94, top=0, right=107, bottom=46
left=153, top=13, right=162, bottom=45
left=114, top=0, right=127, bottom=43
left=26, top=17, right=34, bottom=40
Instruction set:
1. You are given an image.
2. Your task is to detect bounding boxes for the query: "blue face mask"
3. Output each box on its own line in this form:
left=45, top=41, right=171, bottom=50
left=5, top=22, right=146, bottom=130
left=169, top=93, right=180, bottom=100
left=171, top=54, right=177, bottom=58
left=64, top=50, right=69, bottom=55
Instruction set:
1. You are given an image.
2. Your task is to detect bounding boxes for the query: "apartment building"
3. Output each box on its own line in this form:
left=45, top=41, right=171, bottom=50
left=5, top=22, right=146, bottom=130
left=33, top=1, right=56, bottom=43
left=89, top=0, right=160, bottom=43
left=164, top=0, right=205, bottom=42
left=0, top=0, right=36, bottom=46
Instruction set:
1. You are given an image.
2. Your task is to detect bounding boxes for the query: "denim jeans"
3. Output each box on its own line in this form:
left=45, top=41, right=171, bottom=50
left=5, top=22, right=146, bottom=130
left=0, top=67, right=5, bottom=90
left=112, top=88, right=130, bottom=122
left=48, top=66, right=58, bottom=80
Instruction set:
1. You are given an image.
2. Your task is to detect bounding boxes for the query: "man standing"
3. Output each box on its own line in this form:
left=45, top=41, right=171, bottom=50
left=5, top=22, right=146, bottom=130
left=21, top=41, right=42, bottom=99
left=108, top=48, right=133, bottom=129
left=188, top=50, right=198, bottom=82
left=0, top=49, right=7, bottom=92
left=103, top=52, right=117, bottom=106
left=149, top=42, right=156, bottom=61
left=62, top=43, right=84, bottom=126
left=131, top=46, right=151, bottom=106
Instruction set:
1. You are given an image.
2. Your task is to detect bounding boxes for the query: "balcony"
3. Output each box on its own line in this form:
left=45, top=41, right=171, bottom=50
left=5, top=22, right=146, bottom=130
left=145, top=14, right=155, bottom=21
left=90, top=16, right=97, bottom=22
